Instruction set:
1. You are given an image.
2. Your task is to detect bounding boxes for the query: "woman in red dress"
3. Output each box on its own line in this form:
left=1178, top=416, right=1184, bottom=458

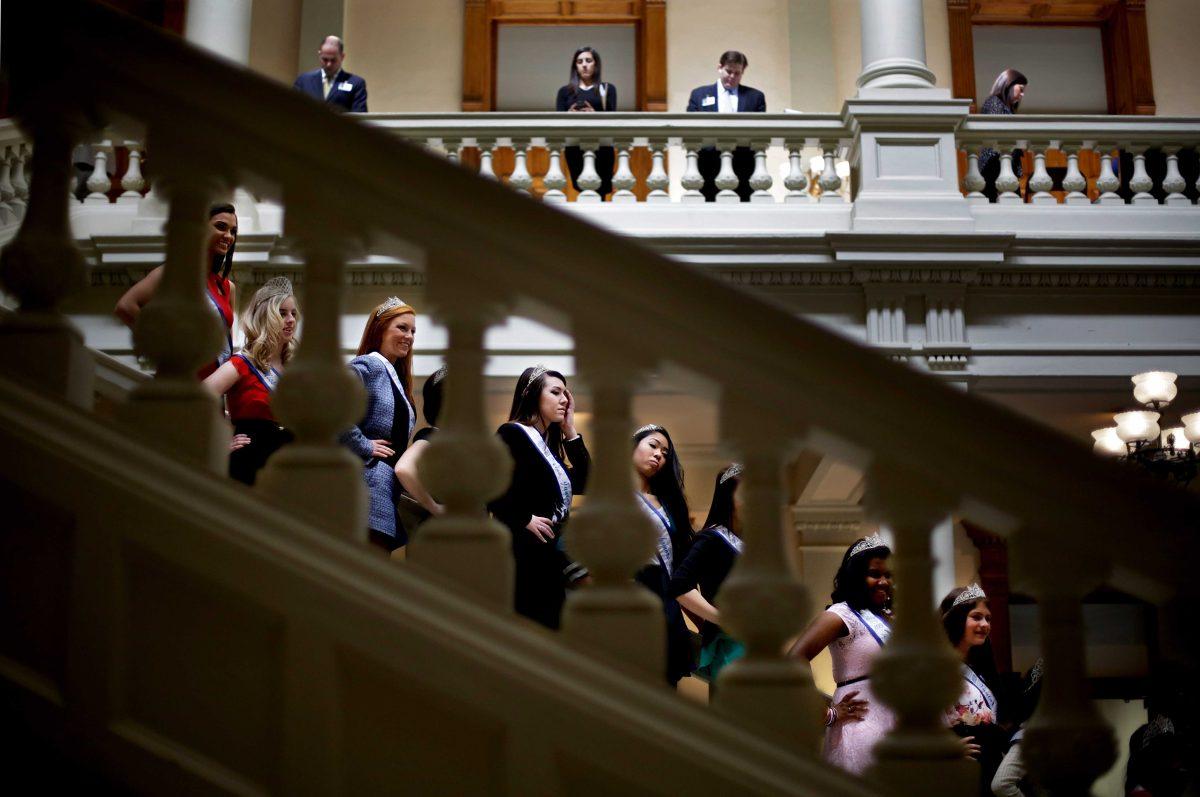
left=203, top=276, right=299, bottom=485
left=115, top=203, right=238, bottom=379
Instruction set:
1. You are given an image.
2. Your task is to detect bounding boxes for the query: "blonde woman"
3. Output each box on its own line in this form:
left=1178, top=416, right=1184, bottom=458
left=203, top=276, right=299, bottom=485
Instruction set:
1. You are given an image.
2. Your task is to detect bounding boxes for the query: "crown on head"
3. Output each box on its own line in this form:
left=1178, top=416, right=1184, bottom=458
left=635, top=423, right=666, bottom=437
left=719, top=463, right=743, bottom=484
left=520, top=364, right=550, bottom=398
left=951, top=583, right=987, bottom=610
left=848, top=533, right=887, bottom=559
left=375, top=296, right=412, bottom=318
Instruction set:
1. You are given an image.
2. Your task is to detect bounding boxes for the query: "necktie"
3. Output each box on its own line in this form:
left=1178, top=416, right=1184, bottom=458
left=322, top=74, right=333, bottom=99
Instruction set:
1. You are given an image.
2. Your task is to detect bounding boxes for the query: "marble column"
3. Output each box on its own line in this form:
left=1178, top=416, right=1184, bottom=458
left=185, top=0, right=254, bottom=64
left=857, top=0, right=937, bottom=93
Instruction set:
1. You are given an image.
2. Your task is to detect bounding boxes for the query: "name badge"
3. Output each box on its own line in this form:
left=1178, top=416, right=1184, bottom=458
left=701, top=95, right=716, bottom=107
left=338, top=82, right=353, bottom=91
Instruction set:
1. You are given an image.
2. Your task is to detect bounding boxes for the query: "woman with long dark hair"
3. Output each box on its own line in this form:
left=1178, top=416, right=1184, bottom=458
left=978, top=68, right=1029, bottom=202
left=668, top=463, right=745, bottom=686
left=115, top=202, right=238, bottom=379
left=395, top=366, right=447, bottom=518
left=790, top=535, right=895, bottom=776
left=490, top=365, right=590, bottom=630
left=940, top=584, right=1009, bottom=794
left=555, top=46, right=617, bottom=198
left=202, top=276, right=298, bottom=485
left=631, top=424, right=696, bottom=686
left=341, top=297, right=418, bottom=554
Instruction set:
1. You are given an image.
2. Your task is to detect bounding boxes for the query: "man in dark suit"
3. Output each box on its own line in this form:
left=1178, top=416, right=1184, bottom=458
left=293, top=35, right=368, bottom=113
left=686, top=50, right=766, bottom=202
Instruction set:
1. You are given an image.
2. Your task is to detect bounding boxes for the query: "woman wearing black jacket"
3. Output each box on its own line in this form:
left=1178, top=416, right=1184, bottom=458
left=490, top=366, right=590, bottom=630
left=555, top=46, right=617, bottom=199
left=978, top=68, right=1028, bottom=202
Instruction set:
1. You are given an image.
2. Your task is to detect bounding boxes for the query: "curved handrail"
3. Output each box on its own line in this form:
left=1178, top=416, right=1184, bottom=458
left=13, top=1, right=1198, bottom=601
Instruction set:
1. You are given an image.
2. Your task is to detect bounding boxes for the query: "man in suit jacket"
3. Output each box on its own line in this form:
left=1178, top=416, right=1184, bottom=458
left=293, top=35, right=368, bottom=113
left=686, top=51, right=766, bottom=202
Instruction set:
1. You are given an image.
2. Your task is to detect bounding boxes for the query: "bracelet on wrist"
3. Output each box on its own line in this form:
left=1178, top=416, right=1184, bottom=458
left=825, top=707, right=836, bottom=727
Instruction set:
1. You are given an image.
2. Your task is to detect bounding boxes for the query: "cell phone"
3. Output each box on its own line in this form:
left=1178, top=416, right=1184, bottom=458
left=573, top=99, right=589, bottom=110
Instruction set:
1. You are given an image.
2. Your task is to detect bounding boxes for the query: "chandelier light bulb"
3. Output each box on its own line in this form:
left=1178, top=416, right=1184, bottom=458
left=1091, top=427, right=1124, bottom=456
left=1132, top=371, right=1178, bottom=406
left=1113, top=410, right=1161, bottom=443
left=1182, top=410, right=1200, bottom=444
left=1161, top=427, right=1189, bottom=451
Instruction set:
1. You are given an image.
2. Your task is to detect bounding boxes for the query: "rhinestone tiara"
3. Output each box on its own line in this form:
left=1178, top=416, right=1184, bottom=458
left=519, top=364, right=550, bottom=398
left=719, top=463, right=743, bottom=484
left=848, top=533, right=887, bottom=559
left=635, top=423, right=666, bottom=436
left=951, top=583, right=987, bottom=610
left=375, top=296, right=412, bottom=318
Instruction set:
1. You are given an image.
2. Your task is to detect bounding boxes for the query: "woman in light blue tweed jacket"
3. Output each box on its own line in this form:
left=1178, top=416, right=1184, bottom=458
left=341, top=297, right=418, bottom=552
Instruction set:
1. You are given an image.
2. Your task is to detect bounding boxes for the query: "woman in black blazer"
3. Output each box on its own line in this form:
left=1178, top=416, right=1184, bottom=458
left=631, top=424, right=696, bottom=686
left=978, top=68, right=1028, bottom=202
left=555, top=46, right=617, bottom=199
left=490, top=365, right=590, bottom=630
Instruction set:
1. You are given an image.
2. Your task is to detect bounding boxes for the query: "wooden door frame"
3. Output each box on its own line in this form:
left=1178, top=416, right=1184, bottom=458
left=461, top=0, right=667, bottom=112
left=947, top=0, right=1155, bottom=115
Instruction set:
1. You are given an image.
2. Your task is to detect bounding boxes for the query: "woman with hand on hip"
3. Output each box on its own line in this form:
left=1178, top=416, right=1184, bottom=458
left=631, top=424, right=696, bottom=686
left=490, top=366, right=590, bottom=630
left=341, top=297, right=418, bottom=554
left=202, top=276, right=298, bottom=485
left=555, top=46, right=617, bottom=199
left=790, top=535, right=896, bottom=776
left=115, top=203, right=239, bottom=380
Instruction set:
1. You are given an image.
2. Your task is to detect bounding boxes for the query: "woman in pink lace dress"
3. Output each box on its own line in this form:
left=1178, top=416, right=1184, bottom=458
left=791, top=535, right=896, bottom=775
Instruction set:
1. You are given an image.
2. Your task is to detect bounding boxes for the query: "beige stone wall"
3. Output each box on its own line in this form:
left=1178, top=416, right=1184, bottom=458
left=249, top=0, right=303, bottom=86
left=1147, top=0, right=1200, bottom=115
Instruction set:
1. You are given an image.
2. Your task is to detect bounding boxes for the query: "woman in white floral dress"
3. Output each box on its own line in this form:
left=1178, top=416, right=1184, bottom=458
left=940, top=584, right=1010, bottom=795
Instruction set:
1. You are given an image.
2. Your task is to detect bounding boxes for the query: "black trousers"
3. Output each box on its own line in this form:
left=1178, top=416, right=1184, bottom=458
left=698, top=146, right=755, bottom=202
left=230, top=419, right=293, bottom=486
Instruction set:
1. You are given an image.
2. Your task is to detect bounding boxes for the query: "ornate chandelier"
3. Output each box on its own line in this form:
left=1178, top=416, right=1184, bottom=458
left=1091, top=372, right=1198, bottom=487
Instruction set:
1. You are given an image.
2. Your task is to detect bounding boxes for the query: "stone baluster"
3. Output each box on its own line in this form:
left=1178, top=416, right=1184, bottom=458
left=1162, top=146, right=1189, bottom=206
left=713, top=144, right=740, bottom=203
left=118, top=133, right=227, bottom=470
left=560, top=343, right=661, bottom=682
left=0, top=115, right=91, bottom=406
left=119, top=140, right=147, bottom=203
left=1028, top=141, right=1056, bottom=205
left=1128, top=144, right=1156, bottom=205
left=507, top=140, right=533, bottom=196
left=680, top=145, right=705, bottom=204
left=1010, top=529, right=1117, bottom=796
left=711, top=401, right=823, bottom=750
left=611, top=143, right=638, bottom=204
left=644, top=142, right=670, bottom=204
left=1061, top=142, right=1089, bottom=206
left=477, top=140, right=498, bottom=181
left=84, top=141, right=113, bottom=204
left=783, top=147, right=809, bottom=203
left=11, top=144, right=31, bottom=218
left=542, top=142, right=569, bottom=204
left=748, top=141, right=774, bottom=203
left=995, top=144, right=1021, bottom=205
left=408, top=261, right=514, bottom=605
left=257, top=214, right=368, bottom=538
left=818, top=144, right=844, bottom=204
left=0, top=148, right=16, bottom=225
left=1094, top=144, right=1122, bottom=205
left=575, top=142, right=603, bottom=203
left=961, top=148, right=986, bottom=204
left=864, top=464, right=974, bottom=795
left=446, top=141, right=461, bottom=165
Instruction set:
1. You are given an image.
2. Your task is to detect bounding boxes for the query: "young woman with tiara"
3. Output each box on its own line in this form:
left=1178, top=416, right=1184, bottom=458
left=667, top=463, right=745, bottom=688
left=202, top=276, right=298, bottom=485
left=630, top=424, right=696, bottom=686
left=115, top=203, right=239, bottom=380
left=489, top=365, right=590, bottom=630
left=940, top=584, right=1009, bottom=794
left=790, top=534, right=895, bottom=775
left=395, top=365, right=447, bottom=520
left=341, top=297, right=418, bottom=554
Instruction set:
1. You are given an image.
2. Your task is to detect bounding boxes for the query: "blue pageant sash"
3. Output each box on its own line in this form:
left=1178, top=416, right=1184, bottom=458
left=857, top=608, right=892, bottom=648
left=962, top=665, right=998, bottom=712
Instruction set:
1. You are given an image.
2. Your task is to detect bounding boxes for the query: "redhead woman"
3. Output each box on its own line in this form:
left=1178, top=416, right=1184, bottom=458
left=341, top=297, right=418, bottom=553
left=489, top=365, right=590, bottom=630
left=202, top=276, right=298, bottom=485
left=115, top=203, right=238, bottom=379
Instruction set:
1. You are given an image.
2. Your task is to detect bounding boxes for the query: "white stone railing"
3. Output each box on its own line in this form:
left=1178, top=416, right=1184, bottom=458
left=365, top=112, right=853, bottom=204
left=0, top=120, right=31, bottom=228
left=957, top=115, right=1200, bottom=205
left=2, top=3, right=1198, bottom=796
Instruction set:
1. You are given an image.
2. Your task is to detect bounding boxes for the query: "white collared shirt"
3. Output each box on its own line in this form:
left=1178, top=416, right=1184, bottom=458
left=717, top=81, right=739, bottom=113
